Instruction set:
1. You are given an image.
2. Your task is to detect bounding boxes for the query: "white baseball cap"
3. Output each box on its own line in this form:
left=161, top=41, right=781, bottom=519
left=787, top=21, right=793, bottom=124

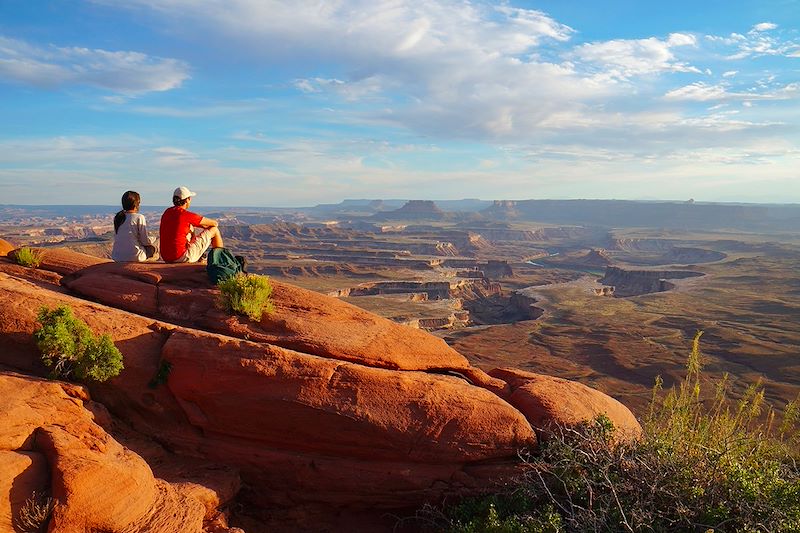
left=173, top=186, right=197, bottom=200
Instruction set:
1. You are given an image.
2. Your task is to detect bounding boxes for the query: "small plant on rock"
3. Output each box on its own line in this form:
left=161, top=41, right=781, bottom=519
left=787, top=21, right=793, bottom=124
left=217, top=273, right=275, bottom=321
left=34, top=305, right=124, bottom=382
left=14, top=491, right=56, bottom=533
left=14, top=246, right=42, bottom=268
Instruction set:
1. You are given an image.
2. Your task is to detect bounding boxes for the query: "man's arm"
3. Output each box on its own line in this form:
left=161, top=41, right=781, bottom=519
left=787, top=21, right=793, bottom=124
left=198, top=216, right=218, bottom=228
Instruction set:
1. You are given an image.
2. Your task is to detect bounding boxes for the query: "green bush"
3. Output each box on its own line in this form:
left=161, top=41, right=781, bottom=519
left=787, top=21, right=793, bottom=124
left=34, top=305, right=124, bottom=382
left=217, top=273, right=275, bottom=321
left=14, top=246, right=42, bottom=268
left=428, top=332, right=800, bottom=533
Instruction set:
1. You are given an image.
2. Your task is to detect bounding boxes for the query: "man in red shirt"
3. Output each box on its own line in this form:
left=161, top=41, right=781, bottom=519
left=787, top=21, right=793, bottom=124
left=159, top=186, right=224, bottom=263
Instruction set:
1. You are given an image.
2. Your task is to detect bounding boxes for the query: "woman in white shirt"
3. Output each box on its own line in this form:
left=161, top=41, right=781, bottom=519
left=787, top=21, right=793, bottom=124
left=111, top=191, right=158, bottom=262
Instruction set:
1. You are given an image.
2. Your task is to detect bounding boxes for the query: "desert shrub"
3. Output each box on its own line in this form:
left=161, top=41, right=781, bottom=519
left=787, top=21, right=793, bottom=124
left=14, top=246, right=42, bottom=268
left=34, top=305, right=124, bottom=382
left=217, top=273, right=274, bottom=321
left=428, top=332, right=800, bottom=532
left=14, top=492, right=55, bottom=533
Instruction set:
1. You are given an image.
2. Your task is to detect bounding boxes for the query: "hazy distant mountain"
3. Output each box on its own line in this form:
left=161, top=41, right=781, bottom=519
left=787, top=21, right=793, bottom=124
left=480, top=200, right=800, bottom=231
left=373, top=200, right=446, bottom=221
left=3, top=199, right=799, bottom=232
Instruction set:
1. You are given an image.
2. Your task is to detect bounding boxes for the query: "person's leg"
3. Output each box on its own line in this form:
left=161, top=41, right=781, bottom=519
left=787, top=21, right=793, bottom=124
left=208, top=226, right=224, bottom=248
left=184, top=230, right=214, bottom=263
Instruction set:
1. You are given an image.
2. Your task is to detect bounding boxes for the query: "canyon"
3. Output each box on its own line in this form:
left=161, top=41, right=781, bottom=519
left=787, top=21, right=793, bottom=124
left=2, top=198, right=799, bottom=530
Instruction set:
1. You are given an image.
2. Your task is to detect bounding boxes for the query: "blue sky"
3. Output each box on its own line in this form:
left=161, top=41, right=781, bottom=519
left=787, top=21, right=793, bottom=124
left=0, top=1, right=798, bottom=206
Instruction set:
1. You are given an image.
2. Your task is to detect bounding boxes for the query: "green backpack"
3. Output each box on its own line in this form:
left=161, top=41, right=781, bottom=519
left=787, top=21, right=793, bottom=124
left=206, top=248, right=246, bottom=284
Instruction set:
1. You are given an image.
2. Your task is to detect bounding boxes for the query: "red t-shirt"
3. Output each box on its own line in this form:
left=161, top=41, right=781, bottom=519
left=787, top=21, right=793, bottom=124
left=159, top=206, right=204, bottom=262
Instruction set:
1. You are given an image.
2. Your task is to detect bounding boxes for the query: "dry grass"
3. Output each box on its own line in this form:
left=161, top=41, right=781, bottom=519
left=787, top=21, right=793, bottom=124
left=15, top=492, right=56, bottom=533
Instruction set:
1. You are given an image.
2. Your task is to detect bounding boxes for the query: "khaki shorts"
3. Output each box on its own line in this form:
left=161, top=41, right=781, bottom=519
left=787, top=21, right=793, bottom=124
left=176, top=228, right=213, bottom=263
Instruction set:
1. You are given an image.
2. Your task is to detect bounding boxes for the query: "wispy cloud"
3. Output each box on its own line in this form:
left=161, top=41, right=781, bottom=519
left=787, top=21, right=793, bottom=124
left=92, top=0, right=593, bottom=139
left=0, top=35, right=189, bottom=94
left=571, top=33, right=699, bottom=80
left=117, top=99, right=270, bottom=117
left=664, top=81, right=800, bottom=102
left=751, top=22, right=778, bottom=32
left=4, top=2, right=799, bottom=203
left=706, top=23, right=800, bottom=60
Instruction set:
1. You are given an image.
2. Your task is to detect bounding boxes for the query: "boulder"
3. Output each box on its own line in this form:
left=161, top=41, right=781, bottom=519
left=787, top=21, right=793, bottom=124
left=161, top=329, right=535, bottom=508
left=0, top=372, right=207, bottom=533
left=66, top=272, right=160, bottom=315
left=489, top=368, right=642, bottom=440
left=164, top=329, right=534, bottom=463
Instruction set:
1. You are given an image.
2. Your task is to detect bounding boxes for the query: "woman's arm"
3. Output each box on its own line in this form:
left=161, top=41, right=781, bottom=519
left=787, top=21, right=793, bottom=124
left=135, top=217, right=156, bottom=247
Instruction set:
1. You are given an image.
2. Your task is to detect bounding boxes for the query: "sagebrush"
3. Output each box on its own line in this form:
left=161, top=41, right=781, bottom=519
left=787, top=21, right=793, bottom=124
left=14, top=246, right=42, bottom=268
left=217, top=273, right=274, bottom=321
left=14, top=491, right=55, bottom=533
left=425, top=332, right=800, bottom=532
left=34, top=305, right=124, bottom=381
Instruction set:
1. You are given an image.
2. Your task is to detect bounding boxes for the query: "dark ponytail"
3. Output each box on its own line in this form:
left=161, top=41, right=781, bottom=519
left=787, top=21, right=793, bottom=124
left=114, top=210, right=126, bottom=234
left=114, top=191, right=141, bottom=234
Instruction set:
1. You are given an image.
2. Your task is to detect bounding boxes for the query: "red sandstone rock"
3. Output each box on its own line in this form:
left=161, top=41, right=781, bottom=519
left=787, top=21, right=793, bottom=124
left=67, top=272, right=160, bottom=315
left=164, top=329, right=534, bottom=463
left=61, top=261, right=477, bottom=372
left=0, top=450, right=48, bottom=532
left=0, top=253, right=645, bottom=521
left=489, top=367, right=642, bottom=440
left=0, top=260, right=64, bottom=287
left=0, top=372, right=208, bottom=533
left=0, top=273, right=193, bottom=439
left=0, top=272, right=528, bottom=510
left=0, top=238, right=14, bottom=257
left=27, top=247, right=110, bottom=274
left=36, top=255, right=506, bottom=394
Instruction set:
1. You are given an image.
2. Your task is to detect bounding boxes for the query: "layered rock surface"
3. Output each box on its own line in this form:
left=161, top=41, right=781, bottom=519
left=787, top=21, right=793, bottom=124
left=600, top=266, right=704, bottom=297
left=0, top=372, right=233, bottom=533
left=0, top=247, right=642, bottom=530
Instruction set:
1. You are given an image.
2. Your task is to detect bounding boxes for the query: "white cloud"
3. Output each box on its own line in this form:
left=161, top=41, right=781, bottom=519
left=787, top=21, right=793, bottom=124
left=0, top=35, right=189, bottom=94
left=294, top=76, right=385, bottom=100
left=664, top=80, right=800, bottom=103
left=709, top=25, right=800, bottom=59
left=3, top=126, right=799, bottom=205
left=121, top=99, right=270, bottom=118
left=665, top=82, right=729, bottom=101
left=49, top=0, right=800, bottom=190
left=100, top=0, right=574, bottom=60
left=90, top=0, right=601, bottom=139
left=293, top=79, right=320, bottom=94
left=571, top=34, right=699, bottom=80
left=751, top=22, right=778, bottom=32
left=667, top=33, right=697, bottom=47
